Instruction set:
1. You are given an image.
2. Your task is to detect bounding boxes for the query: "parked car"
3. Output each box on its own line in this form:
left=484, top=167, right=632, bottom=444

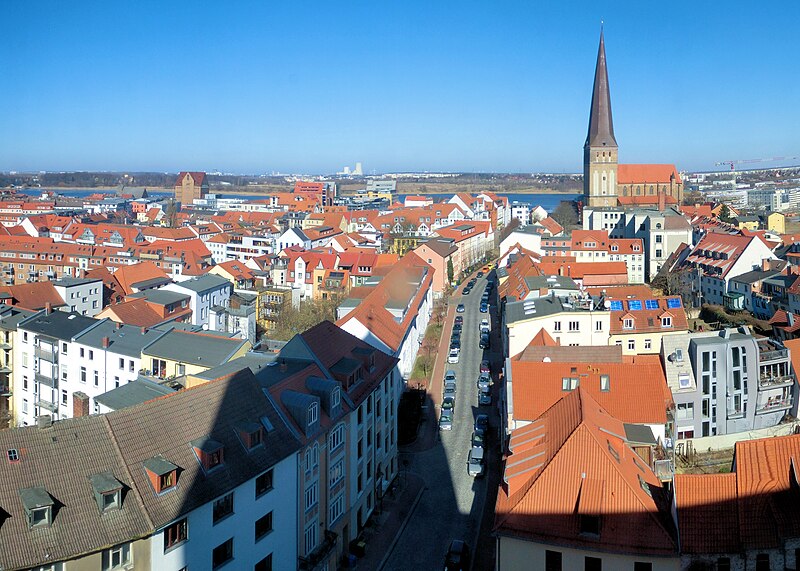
left=448, top=348, right=460, bottom=364
left=479, top=333, right=489, bottom=349
left=480, top=359, right=491, bottom=374
left=477, top=373, right=491, bottom=391
left=442, top=396, right=455, bottom=412
left=444, top=383, right=457, bottom=399
left=463, top=287, right=471, bottom=295
left=456, top=304, right=465, bottom=313
left=479, top=302, right=488, bottom=313
left=439, top=411, right=453, bottom=431
left=479, top=318, right=490, bottom=333
left=471, top=431, right=484, bottom=450
left=450, top=339, right=461, bottom=350
left=454, top=315, right=463, bottom=325
left=474, top=414, right=489, bottom=436
left=467, top=447, right=485, bottom=477
left=478, top=387, right=492, bottom=406
left=452, top=323, right=462, bottom=334
left=444, top=370, right=457, bottom=384
left=477, top=271, right=484, bottom=278
left=444, top=539, right=471, bottom=570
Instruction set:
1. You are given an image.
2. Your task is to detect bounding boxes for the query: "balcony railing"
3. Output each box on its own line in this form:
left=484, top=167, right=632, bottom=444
left=756, top=398, right=793, bottom=414
left=298, top=530, right=338, bottom=570
left=760, top=349, right=788, bottom=362
left=35, top=346, right=58, bottom=363
left=654, top=459, right=675, bottom=481
left=759, top=375, right=794, bottom=389
left=35, top=398, right=58, bottom=412
left=727, top=408, right=746, bottom=419
left=35, top=373, right=58, bottom=389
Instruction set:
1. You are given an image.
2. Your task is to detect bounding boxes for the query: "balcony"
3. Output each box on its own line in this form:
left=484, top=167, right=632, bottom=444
left=758, top=375, right=794, bottom=389
left=35, top=373, right=58, bottom=389
left=760, top=348, right=788, bottom=363
left=756, top=397, right=793, bottom=414
left=35, top=346, right=58, bottom=363
left=35, top=398, right=58, bottom=412
left=298, top=530, right=338, bottom=570
left=727, top=408, right=746, bottom=419
left=653, top=459, right=675, bottom=481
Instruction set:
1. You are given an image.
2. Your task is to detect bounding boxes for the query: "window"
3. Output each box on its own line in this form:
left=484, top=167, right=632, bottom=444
left=545, top=550, right=563, bottom=571
left=644, top=339, right=652, bottom=350
left=330, top=458, right=345, bottom=487
left=21, top=352, right=28, bottom=368
left=31, top=506, right=51, bottom=527
left=627, top=339, right=635, bottom=351
left=304, top=523, right=317, bottom=554
left=755, top=554, right=770, bottom=571
left=562, top=377, right=579, bottom=391
left=254, top=554, right=273, bottom=571
left=305, top=482, right=318, bottom=511
left=80, top=348, right=85, bottom=358
left=255, top=469, right=273, bottom=498
left=255, top=511, right=273, bottom=541
left=584, top=556, right=602, bottom=571
left=329, top=423, right=345, bottom=451
left=163, top=518, right=188, bottom=551
left=23, top=376, right=28, bottom=391
left=623, top=318, right=634, bottom=329
left=580, top=515, right=600, bottom=536
left=159, top=470, right=176, bottom=491
left=213, top=492, right=234, bottom=524
left=94, top=371, right=99, bottom=386
left=600, top=375, right=610, bottom=391
left=89, top=350, right=94, bottom=360
left=212, top=538, right=234, bottom=569
left=553, top=321, right=562, bottom=332
left=331, top=387, right=341, bottom=408
left=61, top=390, right=67, bottom=405
left=661, top=316, right=672, bottom=327
left=634, top=564, right=652, bottom=571
left=307, top=402, right=319, bottom=425
left=595, top=320, right=603, bottom=332
left=568, top=321, right=579, bottom=332
left=22, top=399, right=28, bottom=414
left=81, top=367, right=87, bottom=383
left=102, top=543, right=131, bottom=570
left=119, top=358, right=125, bottom=369
left=677, top=403, right=694, bottom=421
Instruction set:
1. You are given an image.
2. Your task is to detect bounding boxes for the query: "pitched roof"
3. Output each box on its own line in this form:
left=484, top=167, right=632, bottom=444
left=609, top=296, right=688, bottom=335
left=585, top=30, right=617, bottom=148
left=0, top=281, right=66, bottom=311
left=495, top=388, right=677, bottom=556
left=175, top=171, right=206, bottom=186
left=142, top=329, right=248, bottom=368
left=510, top=355, right=671, bottom=424
left=112, top=261, right=171, bottom=295
left=617, top=164, right=682, bottom=185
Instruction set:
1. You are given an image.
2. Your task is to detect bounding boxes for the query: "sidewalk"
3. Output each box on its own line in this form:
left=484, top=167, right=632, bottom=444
left=353, top=470, right=425, bottom=570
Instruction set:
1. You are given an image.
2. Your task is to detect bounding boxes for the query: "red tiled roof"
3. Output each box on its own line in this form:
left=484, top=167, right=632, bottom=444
left=617, top=194, right=679, bottom=207
left=609, top=296, right=689, bottom=335
left=112, top=261, right=171, bottom=296
left=510, top=355, right=671, bottom=424
left=617, top=164, right=682, bottom=184
left=495, top=388, right=678, bottom=556
left=674, top=473, right=739, bottom=553
left=176, top=171, right=206, bottom=186
left=768, top=310, right=800, bottom=333
left=0, top=282, right=66, bottom=311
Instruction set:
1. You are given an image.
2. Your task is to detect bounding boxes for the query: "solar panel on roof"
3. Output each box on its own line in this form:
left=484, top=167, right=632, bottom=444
left=667, top=298, right=682, bottom=309
left=609, top=300, right=623, bottom=311
left=645, top=299, right=659, bottom=310
left=628, top=300, right=643, bottom=311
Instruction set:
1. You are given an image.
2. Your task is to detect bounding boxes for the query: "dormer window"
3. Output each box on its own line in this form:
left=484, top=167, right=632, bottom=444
left=144, top=456, right=180, bottom=494
left=331, top=387, right=341, bottom=409
left=237, top=421, right=264, bottom=451
left=20, top=487, right=54, bottom=528
left=623, top=318, right=634, bottom=330
left=191, top=437, right=224, bottom=472
left=662, top=316, right=673, bottom=328
left=90, top=472, right=124, bottom=513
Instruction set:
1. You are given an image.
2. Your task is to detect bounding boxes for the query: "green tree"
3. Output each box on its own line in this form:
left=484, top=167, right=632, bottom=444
left=447, top=257, right=454, bottom=284
left=551, top=200, right=579, bottom=228
left=718, top=204, right=733, bottom=223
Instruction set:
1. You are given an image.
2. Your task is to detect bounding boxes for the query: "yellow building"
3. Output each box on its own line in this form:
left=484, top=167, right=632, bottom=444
left=256, top=286, right=294, bottom=332
left=174, top=171, right=208, bottom=205
left=734, top=216, right=760, bottom=231
left=767, top=211, right=786, bottom=235
left=141, top=328, right=250, bottom=387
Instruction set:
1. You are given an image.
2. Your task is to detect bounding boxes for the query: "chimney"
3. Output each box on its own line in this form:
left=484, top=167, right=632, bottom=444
left=279, top=359, right=288, bottom=373
left=658, top=189, right=666, bottom=212
left=44, top=302, right=52, bottom=315
left=73, top=391, right=90, bottom=417
left=116, top=321, right=123, bottom=330
left=36, top=414, right=53, bottom=429
left=140, top=327, right=147, bottom=335
left=102, top=336, right=110, bottom=348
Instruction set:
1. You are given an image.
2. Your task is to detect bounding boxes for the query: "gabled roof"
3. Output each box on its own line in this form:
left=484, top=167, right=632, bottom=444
left=617, top=164, right=682, bottom=185
left=585, top=30, right=617, bottom=148
left=176, top=171, right=207, bottom=186
left=510, top=355, right=671, bottom=424
left=609, top=296, right=688, bottom=335
left=0, top=281, right=66, bottom=311
left=495, top=389, right=677, bottom=556
left=112, top=261, right=171, bottom=295
left=142, top=329, right=248, bottom=368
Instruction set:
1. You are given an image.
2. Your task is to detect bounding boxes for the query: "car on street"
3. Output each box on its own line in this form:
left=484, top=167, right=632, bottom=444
left=456, top=304, right=465, bottom=313
left=439, top=410, right=453, bottom=431
left=450, top=339, right=461, bottom=350
left=442, top=396, right=455, bottom=412
left=479, top=318, right=490, bottom=333
left=477, top=271, right=483, bottom=278
left=444, top=539, right=471, bottom=570
left=479, top=302, right=488, bottom=313
left=454, top=315, right=463, bottom=325
left=452, top=324, right=462, bottom=335
left=447, top=348, right=460, bottom=364
left=471, top=431, right=484, bottom=450
left=480, top=359, right=491, bottom=374
left=467, top=446, right=485, bottom=477
left=477, top=372, right=491, bottom=391
left=474, top=414, right=489, bottom=436
left=463, top=287, right=471, bottom=295
left=444, top=383, right=457, bottom=399
left=479, top=333, right=490, bottom=349
left=444, top=370, right=457, bottom=384
left=478, top=388, right=492, bottom=406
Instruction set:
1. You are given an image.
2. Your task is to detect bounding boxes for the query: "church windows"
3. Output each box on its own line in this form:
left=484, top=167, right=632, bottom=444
left=623, top=187, right=628, bottom=196
left=636, top=186, right=641, bottom=196
left=649, top=185, right=654, bottom=194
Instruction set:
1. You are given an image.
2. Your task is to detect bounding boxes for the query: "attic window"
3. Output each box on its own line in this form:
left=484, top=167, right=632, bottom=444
left=237, top=422, right=264, bottom=451
left=144, top=456, right=180, bottom=494
left=638, top=475, right=652, bottom=497
left=19, top=487, right=54, bottom=528
left=90, top=472, right=123, bottom=513
left=607, top=441, right=620, bottom=463
left=191, top=437, right=225, bottom=472
left=579, top=514, right=601, bottom=536
left=7, top=449, right=19, bottom=463
left=600, top=375, right=610, bottom=392
left=331, top=388, right=341, bottom=409
left=308, top=402, right=319, bottom=425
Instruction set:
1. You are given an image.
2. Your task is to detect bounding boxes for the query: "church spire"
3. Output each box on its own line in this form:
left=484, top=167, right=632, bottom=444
left=585, top=29, right=617, bottom=148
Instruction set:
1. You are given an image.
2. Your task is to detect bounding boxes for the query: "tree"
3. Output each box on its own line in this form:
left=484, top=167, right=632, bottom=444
left=165, top=199, right=179, bottom=228
left=651, top=267, right=694, bottom=307
left=718, top=204, right=733, bottom=223
left=446, top=257, right=454, bottom=284
left=551, top=200, right=579, bottom=228
left=270, top=294, right=342, bottom=341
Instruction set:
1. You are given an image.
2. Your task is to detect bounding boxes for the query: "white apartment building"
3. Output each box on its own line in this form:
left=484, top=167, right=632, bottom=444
left=52, top=276, right=104, bottom=316
left=163, top=273, right=233, bottom=329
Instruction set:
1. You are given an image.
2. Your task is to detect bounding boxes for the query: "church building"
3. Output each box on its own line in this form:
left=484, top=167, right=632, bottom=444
left=583, top=31, right=683, bottom=209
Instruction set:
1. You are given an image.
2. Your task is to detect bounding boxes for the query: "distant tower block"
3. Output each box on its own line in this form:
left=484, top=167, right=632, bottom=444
left=354, top=162, right=363, bottom=176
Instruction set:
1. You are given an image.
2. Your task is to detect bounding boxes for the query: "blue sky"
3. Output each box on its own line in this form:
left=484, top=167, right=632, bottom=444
left=2, top=1, right=799, bottom=174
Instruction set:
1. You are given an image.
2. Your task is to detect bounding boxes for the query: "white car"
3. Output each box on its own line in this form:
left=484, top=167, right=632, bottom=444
left=480, top=319, right=490, bottom=333
left=447, top=348, right=460, bottom=364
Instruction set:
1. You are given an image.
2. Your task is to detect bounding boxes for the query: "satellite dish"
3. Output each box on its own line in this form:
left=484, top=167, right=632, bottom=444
left=604, top=300, right=611, bottom=309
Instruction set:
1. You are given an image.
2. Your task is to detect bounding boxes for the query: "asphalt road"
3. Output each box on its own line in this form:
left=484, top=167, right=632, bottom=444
left=383, top=273, right=501, bottom=570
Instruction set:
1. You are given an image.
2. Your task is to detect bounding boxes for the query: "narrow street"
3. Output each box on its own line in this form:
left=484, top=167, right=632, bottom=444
left=383, top=271, right=502, bottom=570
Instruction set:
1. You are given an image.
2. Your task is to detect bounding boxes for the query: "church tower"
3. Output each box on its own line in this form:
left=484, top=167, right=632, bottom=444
left=584, top=30, right=619, bottom=208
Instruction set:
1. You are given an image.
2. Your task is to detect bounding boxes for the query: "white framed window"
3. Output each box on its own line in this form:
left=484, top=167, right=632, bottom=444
left=329, top=423, right=345, bottom=451
left=329, top=492, right=345, bottom=524
left=595, top=320, right=603, bottom=332
left=331, top=387, right=341, bottom=408
left=623, top=318, right=634, bottom=330
left=644, top=339, right=652, bottom=350
left=627, top=339, right=635, bottom=351
left=307, top=402, right=319, bottom=425
left=304, top=482, right=318, bottom=512
left=102, top=542, right=131, bottom=570
left=568, top=321, right=579, bottom=332
left=329, top=458, right=345, bottom=488
left=304, top=522, right=317, bottom=555
left=662, top=316, right=673, bottom=328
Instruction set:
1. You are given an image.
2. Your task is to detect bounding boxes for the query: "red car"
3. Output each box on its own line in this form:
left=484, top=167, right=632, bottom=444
left=480, top=360, right=491, bottom=374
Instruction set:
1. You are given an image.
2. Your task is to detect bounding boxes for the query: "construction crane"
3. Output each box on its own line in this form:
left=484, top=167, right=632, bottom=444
left=715, top=156, right=800, bottom=171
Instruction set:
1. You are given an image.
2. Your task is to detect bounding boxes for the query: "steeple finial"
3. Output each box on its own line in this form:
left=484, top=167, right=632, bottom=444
left=585, top=28, right=617, bottom=148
